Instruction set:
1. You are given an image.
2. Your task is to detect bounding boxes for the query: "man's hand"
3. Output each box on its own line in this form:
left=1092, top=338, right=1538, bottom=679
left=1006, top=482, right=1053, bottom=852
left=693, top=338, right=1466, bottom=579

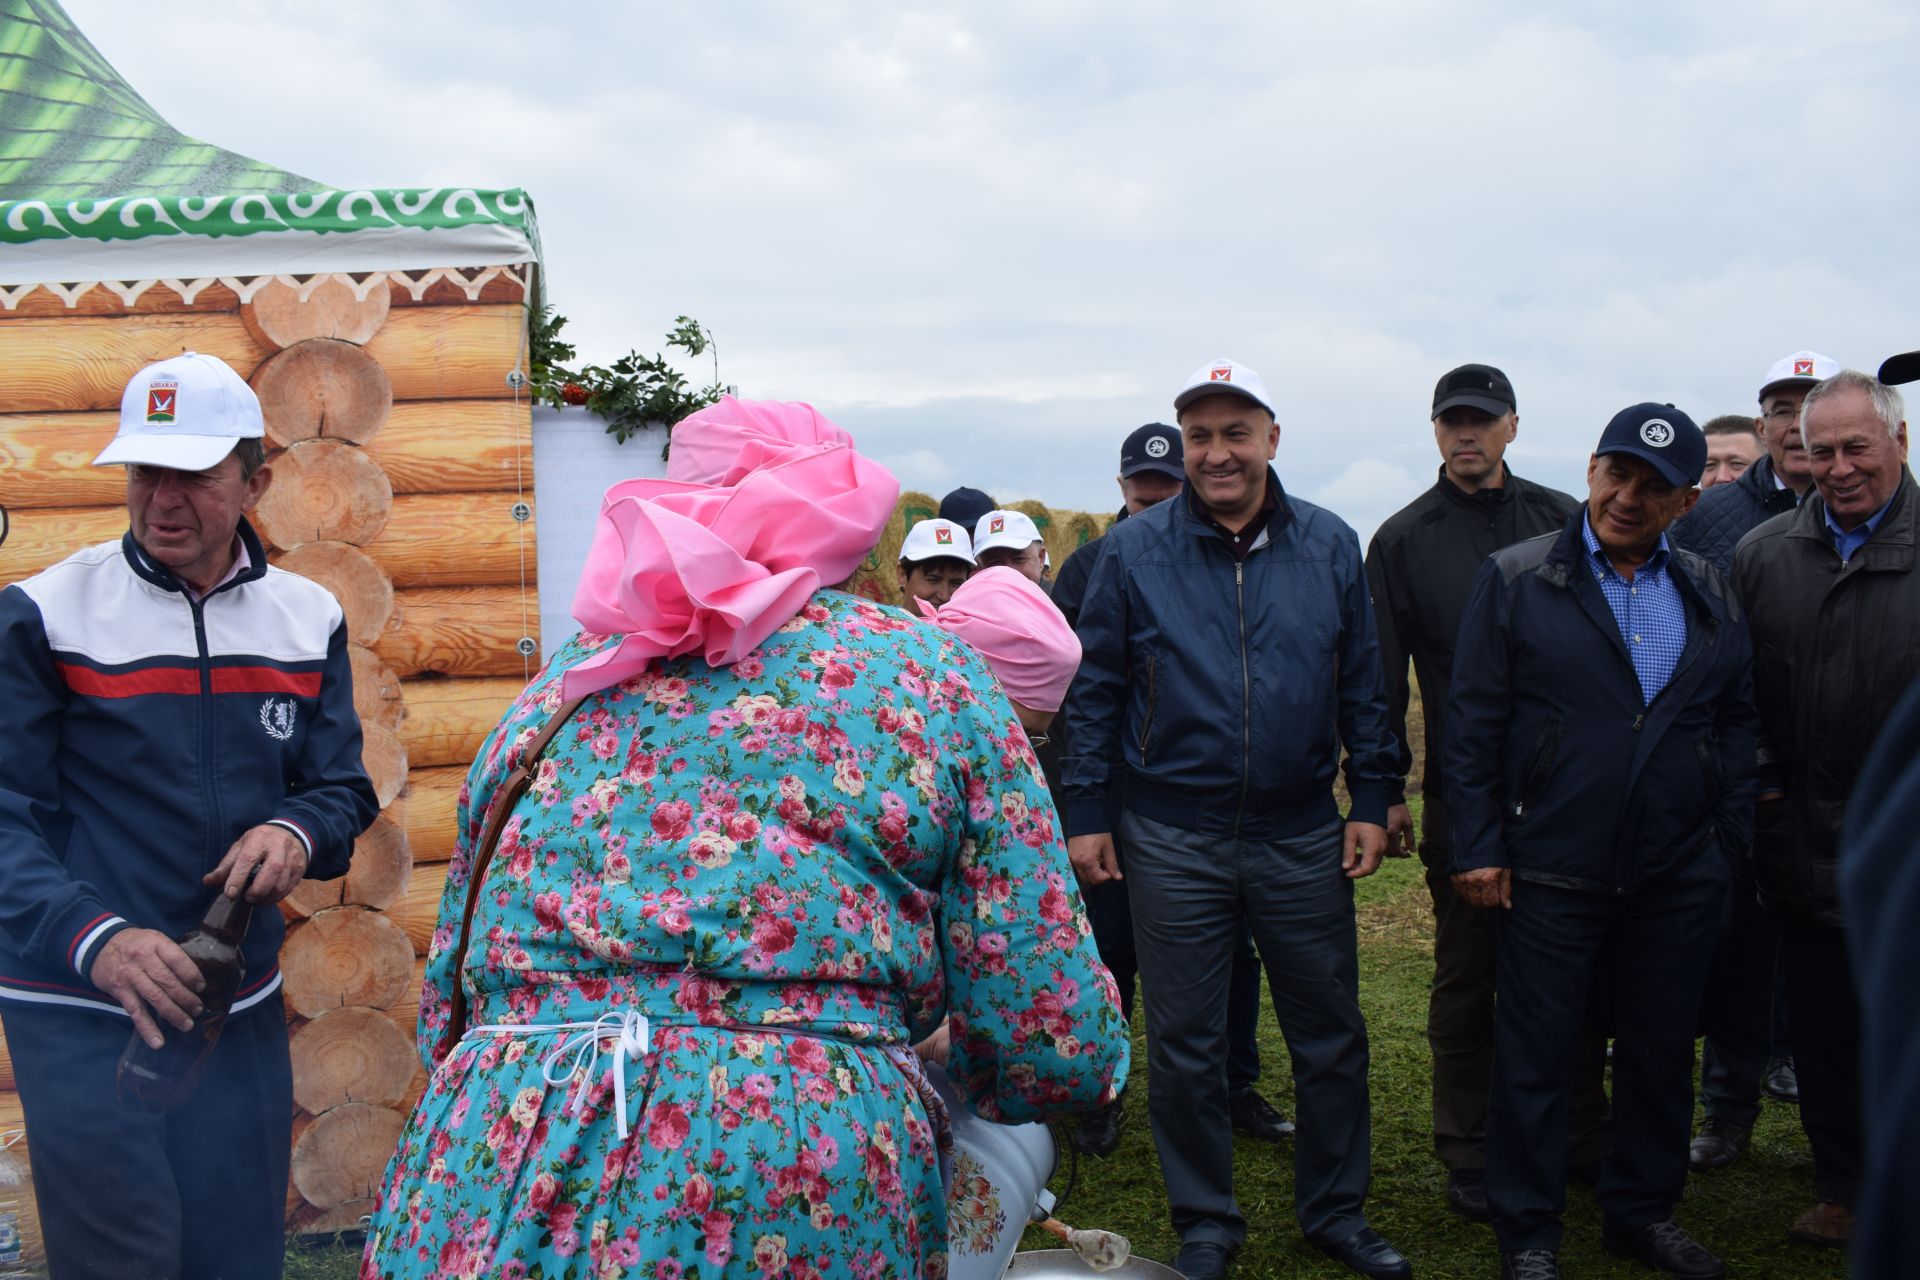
left=1343, top=821, right=1388, bottom=879
left=1384, top=803, right=1414, bottom=858
left=1452, top=867, right=1513, bottom=910
left=1069, top=833, right=1122, bottom=885
left=91, top=929, right=205, bottom=1049
left=201, top=824, right=308, bottom=904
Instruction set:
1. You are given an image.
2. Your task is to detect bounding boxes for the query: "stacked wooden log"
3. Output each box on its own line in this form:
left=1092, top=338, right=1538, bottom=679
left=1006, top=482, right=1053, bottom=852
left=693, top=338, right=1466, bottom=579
left=0, top=267, right=538, bottom=1239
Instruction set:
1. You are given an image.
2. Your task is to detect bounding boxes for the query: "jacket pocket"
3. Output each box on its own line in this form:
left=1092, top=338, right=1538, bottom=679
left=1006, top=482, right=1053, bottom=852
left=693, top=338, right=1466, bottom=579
left=1510, top=717, right=1564, bottom=819
left=1136, top=655, right=1157, bottom=766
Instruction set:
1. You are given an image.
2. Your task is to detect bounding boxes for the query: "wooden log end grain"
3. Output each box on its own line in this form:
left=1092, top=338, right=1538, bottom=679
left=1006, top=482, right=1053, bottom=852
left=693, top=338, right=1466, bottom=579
left=347, top=644, right=405, bottom=733
left=290, top=1196, right=378, bottom=1239
left=252, top=339, right=393, bottom=447
left=281, top=907, right=415, bottom=1017
left=253, top=439, right=393, bottom=549
left=281, top=874, right=345, bottom=920
left=290, top=1007, right=418, bottom=1113
left=272, top=542, right=394, bottom=645
left=289, top=1102, right=406, bottom=1210
left=241, top=277, right=392, bottom=352
left=342, top=810, right=413, bottom=911
left=360, top=722, right=409, bottom=810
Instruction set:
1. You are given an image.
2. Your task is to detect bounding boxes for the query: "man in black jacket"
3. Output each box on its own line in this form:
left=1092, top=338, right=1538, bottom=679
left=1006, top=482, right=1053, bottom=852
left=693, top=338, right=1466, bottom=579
left=1365, top=364, right=1603, bottom=1222
left=1054, top=422, right=1288, bottom=1158
left=1670, top=349, right=1836, bottom=1171
left=1447, top=405, right=1757, bottom=1280
left=1733, top=368, right=1917, bottom=1250
left=1065, top=359, right=1407, bottom=1280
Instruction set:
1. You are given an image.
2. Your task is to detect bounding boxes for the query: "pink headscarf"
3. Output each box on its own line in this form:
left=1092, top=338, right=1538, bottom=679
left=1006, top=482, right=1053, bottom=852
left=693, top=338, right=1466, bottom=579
left=564, top=396, right=900, bottom=699
left=917, top=567, right=1083, bottom=713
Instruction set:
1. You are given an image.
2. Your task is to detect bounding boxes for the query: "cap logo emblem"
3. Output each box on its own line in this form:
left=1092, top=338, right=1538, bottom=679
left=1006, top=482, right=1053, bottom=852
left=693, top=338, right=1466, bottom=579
left=1145, top=436, right=1171, bottom=458
left=934, top=527, right=953, bottom=545
left=1639, top=419, right=1675, bottom=448
left=1209, top=364, right=1233, bottom=382
left=990, top=516, right=1006, bottom=533
left=1794, top=359, right=1814, bottom=377
left=145, top=380, right=178, bottom=424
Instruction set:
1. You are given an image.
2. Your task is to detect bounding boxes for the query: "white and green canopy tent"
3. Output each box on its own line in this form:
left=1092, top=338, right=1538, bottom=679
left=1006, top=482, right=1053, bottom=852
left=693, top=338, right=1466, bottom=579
left=0, top=0, right=540, bottom=288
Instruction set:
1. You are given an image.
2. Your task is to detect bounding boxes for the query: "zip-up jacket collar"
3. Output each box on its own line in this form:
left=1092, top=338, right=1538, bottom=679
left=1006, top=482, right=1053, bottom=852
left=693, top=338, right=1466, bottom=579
left=121, top=517, right=270, bottom=597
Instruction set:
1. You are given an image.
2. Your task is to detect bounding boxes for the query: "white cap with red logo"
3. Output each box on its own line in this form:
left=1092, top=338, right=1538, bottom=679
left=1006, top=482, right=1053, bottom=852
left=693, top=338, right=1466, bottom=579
left=1173, top=358, right=1276, bottom=417
left=93, top=351, right=265, bottom=471
left=972, top=509, right=1044, bottom=558
left=899, top=518, right=976, bottom=565
left=1757, top=350, right=1839, bottom=402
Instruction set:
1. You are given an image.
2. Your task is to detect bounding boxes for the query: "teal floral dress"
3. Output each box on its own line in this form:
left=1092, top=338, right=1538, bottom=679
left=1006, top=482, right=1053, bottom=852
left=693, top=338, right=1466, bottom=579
left=360, top=590, right=1128, bottom=1279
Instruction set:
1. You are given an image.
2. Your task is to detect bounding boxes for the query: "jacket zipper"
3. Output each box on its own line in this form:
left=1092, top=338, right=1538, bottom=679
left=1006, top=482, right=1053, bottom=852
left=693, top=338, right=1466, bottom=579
left=1234, top=560, right=1250, bottom=838
left=1510, top=718, right=1564, bottom=818
left=190, top=597, right=222, bottom=872
left=1137, top=655, right=1157, bottom=766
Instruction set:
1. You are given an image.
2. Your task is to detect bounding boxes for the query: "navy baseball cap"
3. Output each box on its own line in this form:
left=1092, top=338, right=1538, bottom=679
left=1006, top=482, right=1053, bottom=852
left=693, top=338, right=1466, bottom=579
left=1120, top=422, right=1183, bottom=480
left=1879, top=350, right=1920, bottom=386
left=1595, top=403, right=1706, bottom=488
left=938, top=486, right=998, bottom=530
left=1432, top=364, right=1516, bottom=417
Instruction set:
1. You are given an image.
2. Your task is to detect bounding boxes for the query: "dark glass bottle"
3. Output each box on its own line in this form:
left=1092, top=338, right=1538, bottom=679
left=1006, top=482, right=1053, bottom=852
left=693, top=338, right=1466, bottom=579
left=114, top=889, right=253, bottom=1112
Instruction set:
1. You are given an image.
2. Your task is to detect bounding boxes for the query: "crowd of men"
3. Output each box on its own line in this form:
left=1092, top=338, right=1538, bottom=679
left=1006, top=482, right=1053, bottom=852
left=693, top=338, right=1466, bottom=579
left=907, top=349, right=1917, bottom=1280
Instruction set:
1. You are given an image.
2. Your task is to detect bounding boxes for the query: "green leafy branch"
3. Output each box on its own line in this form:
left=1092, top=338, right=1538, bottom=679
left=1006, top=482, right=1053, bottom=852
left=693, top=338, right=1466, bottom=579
left=527, top=306, right=729, bottom=451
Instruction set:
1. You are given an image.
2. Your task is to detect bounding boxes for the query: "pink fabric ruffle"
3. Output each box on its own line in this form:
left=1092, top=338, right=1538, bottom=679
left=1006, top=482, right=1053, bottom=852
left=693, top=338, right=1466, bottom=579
left=563, top=397, right=899, bottom=699
left=916, top=566, right=1082, bottom=713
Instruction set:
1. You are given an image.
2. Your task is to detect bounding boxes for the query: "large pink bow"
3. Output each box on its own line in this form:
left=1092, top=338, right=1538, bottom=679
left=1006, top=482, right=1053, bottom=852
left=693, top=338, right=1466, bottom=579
left=563, top=398, right=899, bottom=700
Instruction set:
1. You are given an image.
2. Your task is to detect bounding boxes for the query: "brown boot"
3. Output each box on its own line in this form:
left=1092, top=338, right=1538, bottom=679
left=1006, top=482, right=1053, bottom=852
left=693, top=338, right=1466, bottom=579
left=1788, top=1202, right=1853, bottom=1248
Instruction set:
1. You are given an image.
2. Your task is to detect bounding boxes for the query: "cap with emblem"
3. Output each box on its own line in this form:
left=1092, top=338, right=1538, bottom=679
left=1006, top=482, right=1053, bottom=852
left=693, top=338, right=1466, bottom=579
left=1120, top=422, right=1184, bottom=480
left=899, top=517, right=976, bottom=566
left=1432, top=363, right=1517, bottom=418
left=1758, top=350, right=1839, bottom=402
left=93, top=352, right=265, bottom=471
left=972, top=508, right=1044, bottom=558
left=1595, top=403, right=1706, bottom=488
left=1173, top=358, right=1275, bottom=417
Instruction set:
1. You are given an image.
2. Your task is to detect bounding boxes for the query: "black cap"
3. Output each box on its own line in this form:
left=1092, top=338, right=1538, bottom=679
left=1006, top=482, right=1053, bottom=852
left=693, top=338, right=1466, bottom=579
left=1595, top=403, right=1706, bottom=488
left=1432, top=364, right=1517, bottom=418
left=1120, top=422, right=1184, bottom=480
left=1879, top=351, right=1920, bottom=386
left=938, top=487, right=997, bottom=530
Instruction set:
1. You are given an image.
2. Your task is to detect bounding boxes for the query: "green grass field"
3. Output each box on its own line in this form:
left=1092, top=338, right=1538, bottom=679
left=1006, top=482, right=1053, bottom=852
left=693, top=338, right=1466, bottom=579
left=285, top=839, right=1847, bottom=1280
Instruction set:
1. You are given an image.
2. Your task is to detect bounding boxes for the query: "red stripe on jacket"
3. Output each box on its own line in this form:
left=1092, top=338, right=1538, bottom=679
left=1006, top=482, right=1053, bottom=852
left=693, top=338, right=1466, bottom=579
left=56, top=664, right=322, bottom=698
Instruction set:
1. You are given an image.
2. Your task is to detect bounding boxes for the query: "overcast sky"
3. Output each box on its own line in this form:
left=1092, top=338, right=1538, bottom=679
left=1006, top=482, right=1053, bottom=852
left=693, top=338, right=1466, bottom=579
left=64, top=0, right=1920, bottom=542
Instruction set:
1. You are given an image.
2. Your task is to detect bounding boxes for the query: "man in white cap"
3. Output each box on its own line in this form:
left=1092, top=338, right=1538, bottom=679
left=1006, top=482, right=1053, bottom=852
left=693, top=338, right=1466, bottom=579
left=0, top=353, right=378, bottom=1278
left=1670, top=348, right=1838, bottom=1176
left=973, top=508, right=1051, bottom=586
left=896, top=516, right=976, bottom=609
left=1064, top=359, right=1407, bottom=1279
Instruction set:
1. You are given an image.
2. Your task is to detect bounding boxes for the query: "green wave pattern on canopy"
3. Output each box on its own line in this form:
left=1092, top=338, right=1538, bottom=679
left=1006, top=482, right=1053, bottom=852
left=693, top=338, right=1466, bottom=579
left=0, top=0, right=539, bottom=283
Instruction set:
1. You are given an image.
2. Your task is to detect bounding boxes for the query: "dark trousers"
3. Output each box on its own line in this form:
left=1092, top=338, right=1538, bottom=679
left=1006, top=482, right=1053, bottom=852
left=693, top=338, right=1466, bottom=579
left=1487, top=856, right=1728, bottom=1252
left=1777, top=919, right=1862, bottom=1206
left=1696, top=867, right=1784, bottom=1126
left=1085, top=850, right=1263, bottom=1093
left=1123, top=811, right=1371, bottom=1247
left=0, top=996, right=293, bottom=1280
left=1426, top=863, right=1612, bottom=1171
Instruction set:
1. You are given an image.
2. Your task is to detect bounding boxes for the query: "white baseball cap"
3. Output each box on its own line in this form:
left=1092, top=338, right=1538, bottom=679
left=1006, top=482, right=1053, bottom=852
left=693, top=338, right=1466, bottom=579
left=899, top=517, right=976, bottom=565
left=973, top=509, right=1044, bottom=559
left=93, top=352, right=265, bottom=471
left=1758, top=350, right=1839, bottom=402
left=1173, top=358, right=1276, bottom=417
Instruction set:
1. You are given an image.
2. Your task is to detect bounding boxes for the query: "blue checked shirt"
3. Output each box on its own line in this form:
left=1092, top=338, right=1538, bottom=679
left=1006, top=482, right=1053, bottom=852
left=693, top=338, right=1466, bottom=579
left=1582, top=513, right=1688, bottom=704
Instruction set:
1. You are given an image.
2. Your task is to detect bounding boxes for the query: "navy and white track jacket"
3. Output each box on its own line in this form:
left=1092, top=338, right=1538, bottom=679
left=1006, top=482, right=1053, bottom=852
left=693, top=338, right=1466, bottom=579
left=0, top=521, right=379, bottom=1018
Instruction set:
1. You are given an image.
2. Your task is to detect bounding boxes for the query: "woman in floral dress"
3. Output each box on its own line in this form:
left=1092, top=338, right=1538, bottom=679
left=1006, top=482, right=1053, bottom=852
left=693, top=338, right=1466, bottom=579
left=360, top=399, right=1128, bottom=1280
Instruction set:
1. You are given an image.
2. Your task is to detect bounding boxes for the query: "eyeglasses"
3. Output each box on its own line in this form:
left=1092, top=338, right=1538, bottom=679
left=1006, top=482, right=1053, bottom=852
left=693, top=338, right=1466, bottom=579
left=1026, top=732, right=1051, bottom=748
left=1763, top=406, right=1801, bottom=425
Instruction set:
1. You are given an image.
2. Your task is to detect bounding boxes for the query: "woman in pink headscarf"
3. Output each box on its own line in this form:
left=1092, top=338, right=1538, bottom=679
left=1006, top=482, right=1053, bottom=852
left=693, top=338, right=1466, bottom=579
left=360, top=399, right=1128, bottom=1280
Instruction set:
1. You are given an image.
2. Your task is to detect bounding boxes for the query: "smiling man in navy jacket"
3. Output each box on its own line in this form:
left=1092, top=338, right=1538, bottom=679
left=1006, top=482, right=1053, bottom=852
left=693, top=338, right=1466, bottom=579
left=0, top=353, right=378, bottom=1280
left=1064, top=359, right=1407, bottom=1280
left=1446, top=405, right=1757, bottom=1280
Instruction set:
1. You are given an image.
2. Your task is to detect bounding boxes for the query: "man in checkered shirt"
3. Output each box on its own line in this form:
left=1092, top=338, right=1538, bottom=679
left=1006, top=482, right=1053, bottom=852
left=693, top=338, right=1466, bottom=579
left=1442, top=405, right=1759, bottom=1280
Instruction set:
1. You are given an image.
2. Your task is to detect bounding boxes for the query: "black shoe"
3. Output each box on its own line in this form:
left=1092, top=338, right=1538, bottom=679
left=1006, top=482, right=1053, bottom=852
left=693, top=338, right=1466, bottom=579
left=1601, top=1218, right=1726, bottom=1278
left=1762, top=1055, right=1800, bottom=1104
left=1311, top=1227, right=1413, bottom=1280
left=1171, top=1240, right=1235, bottom=1280
left=1687, top=1117, right=1751, bottom=1172
left=1075, top=1099, right=1124, bottom=1157
left=1227, top=1087, right=1296, bottom=1143
left=1446, top=1167, right=1493, bottom=1221
left=1567, top=1159, right=1603, bottom=1188
left=1502, top=1250, right=1562, bottom=1280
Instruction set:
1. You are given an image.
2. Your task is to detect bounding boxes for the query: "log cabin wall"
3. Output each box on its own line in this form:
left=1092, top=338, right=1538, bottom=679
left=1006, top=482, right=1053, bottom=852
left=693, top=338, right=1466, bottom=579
left=0, top=264, right=540, bottom=1237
